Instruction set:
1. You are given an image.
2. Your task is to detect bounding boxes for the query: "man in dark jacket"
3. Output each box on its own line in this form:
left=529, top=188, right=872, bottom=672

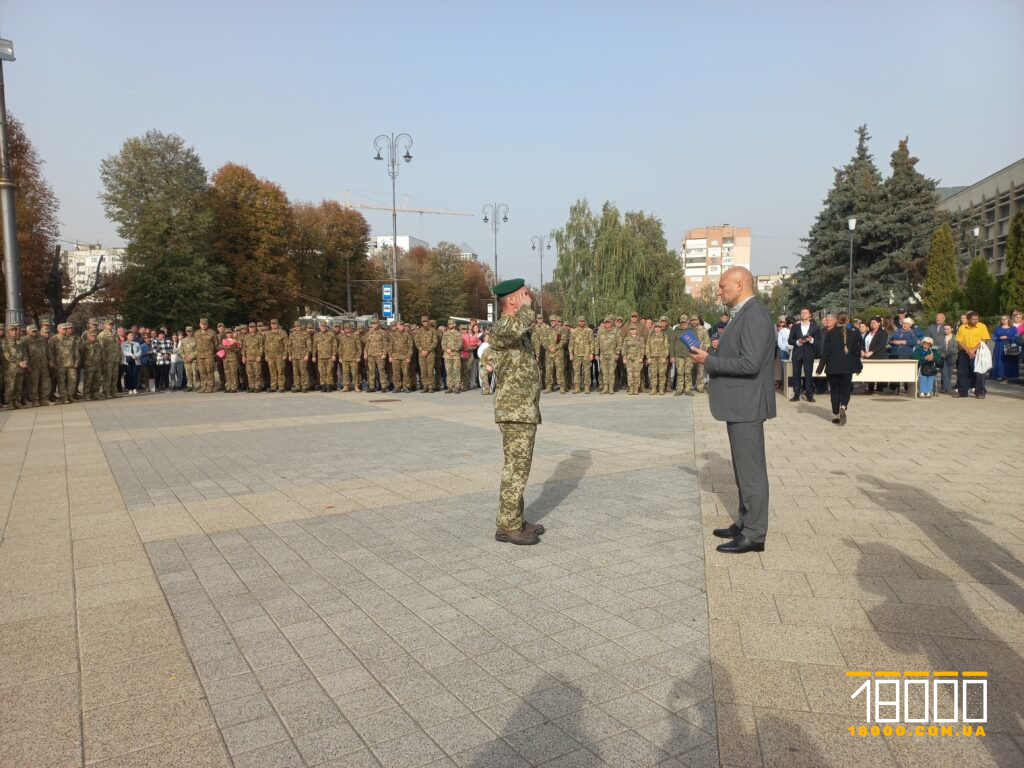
left=787, top=307, right=820, bottom=402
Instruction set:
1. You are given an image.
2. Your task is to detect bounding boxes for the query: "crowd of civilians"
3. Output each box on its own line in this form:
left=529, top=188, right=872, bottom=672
left=774, top=307, right=1023, bottom=424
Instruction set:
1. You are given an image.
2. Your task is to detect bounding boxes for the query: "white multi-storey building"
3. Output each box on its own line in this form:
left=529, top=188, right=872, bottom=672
left=63, top=244, right=125, bottom=295
left=681, top=226, right=751, bottom=298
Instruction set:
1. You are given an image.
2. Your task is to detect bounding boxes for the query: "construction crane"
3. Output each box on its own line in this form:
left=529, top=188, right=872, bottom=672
left=340, top=190, right=473, bottom=217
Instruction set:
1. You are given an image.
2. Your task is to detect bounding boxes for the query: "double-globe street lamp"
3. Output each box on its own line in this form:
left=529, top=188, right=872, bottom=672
left=847, top=216, right=857, bottom=316
left=530, top=235, right=552, bottom=315
left=373, top=132, right=413, bottom=321
left=482, top=203, right=509, bottom=285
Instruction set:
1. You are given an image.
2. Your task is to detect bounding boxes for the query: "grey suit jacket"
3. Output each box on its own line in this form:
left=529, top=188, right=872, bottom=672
left=703, top=297, right=777, bottom=423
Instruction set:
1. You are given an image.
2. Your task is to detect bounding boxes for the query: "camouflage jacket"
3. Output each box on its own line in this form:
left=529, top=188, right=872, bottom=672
left=263, top=328, right=288, bottom=355
left=81, top=339, right=104, bottom=367
left=179, top=336, right=197, bottom=362
left=568, top=326, right=594, bottom=358
left=441, top=329, right=462, bottom=358
left=97, top=329, right=120, bottom=364
left=621, top=334, right=646, bottom=363
left=338, top=333, right=362, bottom=361
left=595, top=327, right=619, bottom=357
left=53, top=335, right=78, bottom=368
left=241, top=332, right=264, bottom=360
left=364, top=328, right=387, bottom=357
left=390, top=330, right=413, bottom=359
left=313, top=331, right=336, bottom=359
left=1, top=337, right=26, bottom=369
left=645, top=332, right=670, bottom=360
left=491, top=305, right=541, bottom=425
left=287, top=330, right=312, bottom=358
left=193, top=329, right=218, bottom=357
left=24, top=336, right=49, bottom=366
left=413, top=327, right=435, bottom=355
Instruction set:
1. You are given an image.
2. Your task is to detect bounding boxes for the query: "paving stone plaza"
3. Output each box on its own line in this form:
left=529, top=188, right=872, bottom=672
left=1, top=387, right=1022, bottom=767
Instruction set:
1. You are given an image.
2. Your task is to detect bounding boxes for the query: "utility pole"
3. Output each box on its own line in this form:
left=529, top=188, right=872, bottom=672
left=0, top=37, right=22, bottom=327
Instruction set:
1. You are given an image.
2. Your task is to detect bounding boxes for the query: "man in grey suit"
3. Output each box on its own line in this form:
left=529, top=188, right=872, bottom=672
left=688, top=267, right=776, bottom=553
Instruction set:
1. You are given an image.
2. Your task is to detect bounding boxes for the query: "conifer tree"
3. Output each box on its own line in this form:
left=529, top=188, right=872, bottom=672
left=1000, top=209, right=1024, bottom=313
left=963, top=257, right=996, bottom=315
left=921, top=223, right=959, bottom=316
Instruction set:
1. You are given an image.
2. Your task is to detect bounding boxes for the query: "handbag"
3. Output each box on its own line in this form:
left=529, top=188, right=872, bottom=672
left=1004, top=342, right=1021, bottom=357
left=920, top=362, right=937, bottom=377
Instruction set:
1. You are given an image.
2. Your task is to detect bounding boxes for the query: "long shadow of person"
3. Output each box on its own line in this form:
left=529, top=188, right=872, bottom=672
left=853, top=535, right=1024, bottom=766
left=527, top=450, right=592, bottom=524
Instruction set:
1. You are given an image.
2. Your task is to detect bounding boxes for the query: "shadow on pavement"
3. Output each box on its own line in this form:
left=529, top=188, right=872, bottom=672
left=528, top=451, right=592, bottom=523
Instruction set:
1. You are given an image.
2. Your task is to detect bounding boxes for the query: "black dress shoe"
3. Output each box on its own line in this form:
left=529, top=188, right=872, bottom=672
left=789, top=395, right=800, bottom=402
left=713, top=524, right=742, bottom=539
left=716, top=535, right=765, bottom=554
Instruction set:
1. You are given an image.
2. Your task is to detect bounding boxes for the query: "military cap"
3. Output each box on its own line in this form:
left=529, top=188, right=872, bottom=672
left=602, top=316, right=612, bottom=323
left=248, top=322, right=256, bottom=327
left=576, top=316, right=586, bottom=322
left=88, top=318, right=98, bottom=325
left=659, top=315, right=668, bottom=322
left=343, top=322, right=353, bottom=329
left=199, top=317, right=208, bottom=324
left=26, top=324, right=38, bottom=332
left=185, top=325, right=194, bottom=331
left=535, top=312, right=544, bottom=320
left=493, top=277, right=525, bottom=297
left=225, top=327, right=234, bottom=333
left=421, top=315, right=430, bottom=322
left=269, top=318, right=279, bottom=323
left=293, top=320, right=301, bottom=326
left=41, top=323, right=51, bottom=330
left=370, top=318, right=379, bottom=324
left=319, top=319, right=328, bottom=326
left=629, top=310, right=639, bottom=317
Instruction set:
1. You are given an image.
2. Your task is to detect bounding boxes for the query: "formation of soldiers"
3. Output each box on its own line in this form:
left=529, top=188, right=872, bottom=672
left=0, top=311, right=714, bottom=407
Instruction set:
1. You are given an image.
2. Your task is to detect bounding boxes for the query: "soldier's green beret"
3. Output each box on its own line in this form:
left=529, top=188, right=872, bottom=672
left=493, top=277, right=525, bottom=298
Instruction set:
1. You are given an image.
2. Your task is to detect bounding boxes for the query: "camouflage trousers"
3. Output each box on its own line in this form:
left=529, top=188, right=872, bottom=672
left=246, top=360, right=262, bottom=391
left=317, top=358, right=334, bottom=389
left=648, top=358, right=668, bottom=394
left=676, top=359, right=704, bottom=393
left=340, top=360, right=360, bottom=391
left=571, top=357, right=590, bottom=393
left=625, top=359, right=644, bottom=394
left=266, top=354, right=286, bottom=392
left=223, top=357, right=239, bottom=392
left=367, top=356, right=389, bottom=391
left=55, top=365, right=76, bottom=402
left=82, top=365, right=102, bottom=399
left=104, top=359, right=119, bottom=396
left=497, top=422, right=536, bottom=532
left=599, top=356, right=616, bottom=393
left=444, top=357, right=461, bottom=392
left=290, top=357, right=309, bottom=391
left=418, top=352, right=436, bottom=391
left=2, top=365, right=23, bottom=407
left=544, top=355, right=566, bottom=392
left=185, top=360, right=199, bottom=390
left=392, top=359, right=411, bottom=392
left=197, top=356, right=216, bottom=393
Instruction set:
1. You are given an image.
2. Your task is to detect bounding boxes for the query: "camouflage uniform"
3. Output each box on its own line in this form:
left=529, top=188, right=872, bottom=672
left=97, top=322, right=120, bottom=397
left=491, top=304, right=541, bottom=534
left=81, top=334, right=104, bottom=399
left=242, top=325, right=264, bottom=392
left=180, top=329, right=198, bottom=391
left=595, top=320, right=619, bottom=394
left=221, top=330, right=241, bottom=392
left=53, top=325, right=79, bottom=403
left=193, top=320, right=218, bottom=393
left=363, top=321, right=389, bottom=392
left=531, top=312, right=545, bottom=387
left=263, top=320, right=288, bottom=392
left=568, top=318, right=595, bottom=393
left=23, top=327, right=51, bottom=406
left=645, top=326, right=670, bottom=395
left=441, top=324, right=463, bottom=393
left=1, top=328, right=28, bottom=409
left=414, top=318, right=436, bottom=392
left=675, top=321, right=709, bottom=394
left=288, top=321, right=312, bottom=392
left=621, top=330, right=646, bottom=394
left=314, top=322, right=337, bottom=392
left=338, top=325, right=363, bottom=391
left=479, top=343, right=495, bottom=395
left=46, top=325, right=61, bottom=401
left=389, top=323, right=414, bottom=393
left=544, top=317, right=569, bottom=393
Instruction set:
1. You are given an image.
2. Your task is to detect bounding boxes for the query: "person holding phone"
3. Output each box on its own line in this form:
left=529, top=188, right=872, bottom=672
left=787, top=307, right=820, bottom=402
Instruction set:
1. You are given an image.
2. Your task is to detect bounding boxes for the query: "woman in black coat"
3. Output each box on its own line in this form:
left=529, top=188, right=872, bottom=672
left=860, top=316, right=888, bottom=395
left=816, top=313, right=863, bottom=425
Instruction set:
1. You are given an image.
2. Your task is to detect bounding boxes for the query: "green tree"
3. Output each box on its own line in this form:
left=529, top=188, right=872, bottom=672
left=428, top=242, right=468, bottom=320
left=99, top=130, right=226, bottom=328
left=880, top=138, right=942, bottom=303
left=552, top=199, right=683, bottom=323
left=292, top=200, right=371, bottom=313
left=1000, top=209, right=1024, bottom=313
left=963, top=257, right=996, bottom=315
left=921, top=223, right=959, bottom=316
left=210, top=163, right=297, bottom=323
left=789, top=125, right=887, bottom=312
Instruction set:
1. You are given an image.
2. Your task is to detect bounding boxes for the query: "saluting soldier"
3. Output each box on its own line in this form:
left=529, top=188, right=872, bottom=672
left=490, top=278, right=545, bottom=546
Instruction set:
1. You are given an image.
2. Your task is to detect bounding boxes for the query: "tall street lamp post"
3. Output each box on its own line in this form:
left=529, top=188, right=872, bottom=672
left=373, top=132, right=412, bottom=321
left=482, top=203, right=509, bottom=285
left=847, top=217, right=857, bottom=316
left=530, top=235, right=551, bottom=315
left=0, top=37, right=22, bottom=327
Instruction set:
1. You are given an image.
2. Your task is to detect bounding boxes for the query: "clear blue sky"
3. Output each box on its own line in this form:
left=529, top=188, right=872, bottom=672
left=6, top=0, right=1023, bottom=283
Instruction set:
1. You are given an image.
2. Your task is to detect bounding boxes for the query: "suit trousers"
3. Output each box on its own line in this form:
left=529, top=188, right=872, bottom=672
left=957, top=350, right=986, bottom=396
left=792, top=354, right=815, bottom=397
left=726, top=420, right=769, bottom=544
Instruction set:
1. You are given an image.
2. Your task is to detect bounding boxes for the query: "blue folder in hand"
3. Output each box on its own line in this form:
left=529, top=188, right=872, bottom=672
left=680, top=330, right=701, bottom=350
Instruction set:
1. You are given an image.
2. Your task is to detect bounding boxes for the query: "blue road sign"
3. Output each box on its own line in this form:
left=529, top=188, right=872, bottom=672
left=382, top=301, right=394, bottom=318
left=382, top=283, right=393, bottom=301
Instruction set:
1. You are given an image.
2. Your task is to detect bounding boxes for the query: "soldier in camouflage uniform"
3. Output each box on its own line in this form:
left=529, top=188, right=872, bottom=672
left=241, top=323, right=263, bottom=392
left=313, top=320, right=337, bottom=392
left=44, top=324, right=59, bottom=401
left=287, top=320, right=312, bottom=392
left=180, top=327, right=198, bottom=391
left=81, top=330, right=104, bottom=400
left=362, top=319, right=388, bottom=392
left=219, top=328, right=241, bottom=392
left=263, top=319, right=288, bottom=392
left=621, top=325, right=646, bottom=395
left=1, top=325, right=28, bottom=409
left=96, top=320, right=119, bottom=398
left=490, top=278, right=544, bottom=546
left=193, top=318, right=218, bottom=393
left=531, top=312, right=545, bottom=389
left=23, top=325, right=50, bottom=406
left=479, top=332, right=495, bottom=395
left=568, top=316, right=595, bottom=394
left=389, top=321, right=414, bottom=393
left=414, top=316, right=436, bottom=392
left=645, top=320, right=670, bottom=395
left=542, top=316, right=568, bottom=394
left=53, top=323, right=79, bottom=404
left=594, top=317, right=619, bottom=394
left=338, top=323, right=363, bottom=392
left=441, top=320, right=463, bottom=393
